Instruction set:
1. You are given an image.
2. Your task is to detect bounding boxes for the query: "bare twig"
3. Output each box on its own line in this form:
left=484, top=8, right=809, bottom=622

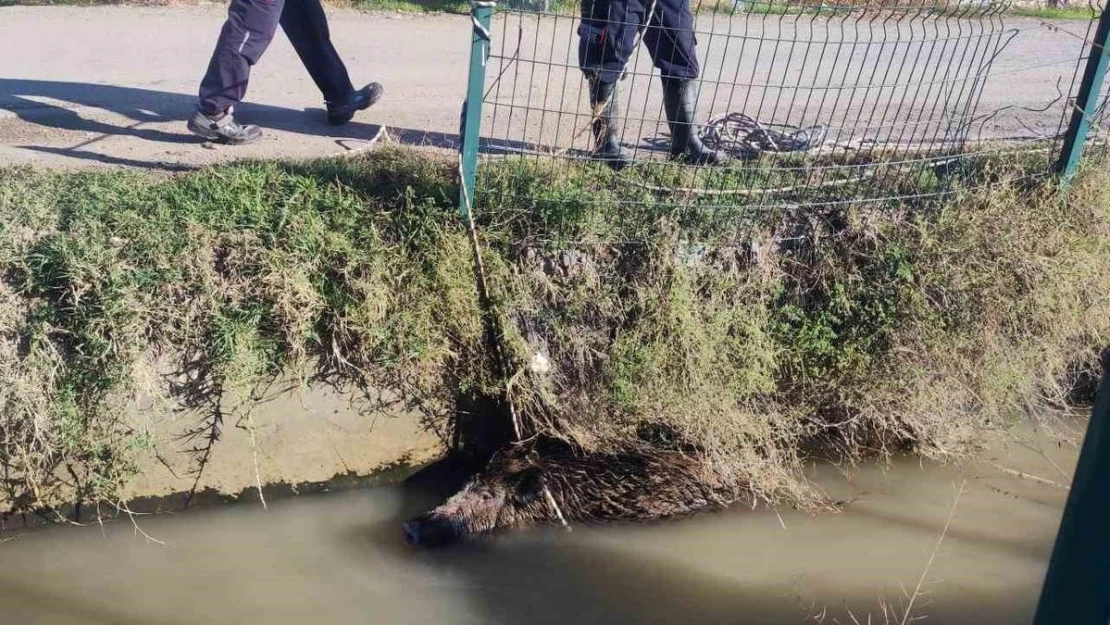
left=242, top=410, right=268, bottom=511
left=181, top=403, right=224, bottom=509
left=1013, top=439, right=1074, bottom=481
left=334, top=125, right=387, bottom=159
left=113, top=501, right=166, bottom=546
left=774, top=508, right=788, bottom=530
left=900, top=479, right=966, bottom=625
left=988, top=463, right=1069, bottom=490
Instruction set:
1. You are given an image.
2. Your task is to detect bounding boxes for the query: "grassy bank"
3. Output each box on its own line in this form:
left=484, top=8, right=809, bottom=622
left=1, top=148, right=1107, bottom=515
left=475, top=152, right=1109, bottom=504
left=1012, top=4, right=1098, bottom=20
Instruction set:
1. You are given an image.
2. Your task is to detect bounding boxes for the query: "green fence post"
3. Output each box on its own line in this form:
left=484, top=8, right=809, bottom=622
left=1031, top=350, right=1110, bottom=625
left=459, top=2, right=494, bottom=220
left=1056, top=5, right=1110, bottom=179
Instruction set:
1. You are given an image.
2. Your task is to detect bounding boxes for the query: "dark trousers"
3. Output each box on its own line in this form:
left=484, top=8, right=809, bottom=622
left=198, top=0, right=355, bottom=115
left=578, top=0, right=699, bottom=85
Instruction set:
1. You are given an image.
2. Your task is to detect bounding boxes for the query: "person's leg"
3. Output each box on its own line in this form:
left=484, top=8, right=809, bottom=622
left=577, top=0, right=641, bottom=169
left=281, top=0, right=383, bottom=125
left=192, top=0, right=283, bottom=143
left=197, top=0, right=284, bottom=114
left=646, top=0, right=699, bottom=83
left=578, top=0, right=642, bottom=86
left=585, top=75, right=630, bottom=170
left=279, top=0, right=352, bottom=102
left=650, top=0, right=721, bottom=165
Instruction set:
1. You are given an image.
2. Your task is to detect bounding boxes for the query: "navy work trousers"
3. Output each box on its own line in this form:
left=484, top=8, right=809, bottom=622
left=198, top=0, right=354, bottom=115
left=578, top=0, right=700, bottom=85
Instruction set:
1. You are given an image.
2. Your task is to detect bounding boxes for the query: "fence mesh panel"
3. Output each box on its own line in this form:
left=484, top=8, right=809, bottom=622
left=1053, top=2, right=1110, bottom=159
left=470, top=0, right=1109, bottom=229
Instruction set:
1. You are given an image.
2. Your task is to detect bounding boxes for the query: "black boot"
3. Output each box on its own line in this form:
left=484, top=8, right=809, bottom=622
left=662, top=78, right=724, bottom=166
left=588, top=78, right=631, bottom=171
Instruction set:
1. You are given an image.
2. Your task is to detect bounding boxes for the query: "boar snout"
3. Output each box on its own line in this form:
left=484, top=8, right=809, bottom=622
left=403, top=513, right=465, bottom=548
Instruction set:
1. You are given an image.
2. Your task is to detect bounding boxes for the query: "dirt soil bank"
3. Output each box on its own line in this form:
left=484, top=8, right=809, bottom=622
left=121, top=379, right=444, bottom=506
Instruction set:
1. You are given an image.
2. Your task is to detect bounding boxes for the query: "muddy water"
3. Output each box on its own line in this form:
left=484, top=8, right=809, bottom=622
left=0, top=425, right=1078, bottom=625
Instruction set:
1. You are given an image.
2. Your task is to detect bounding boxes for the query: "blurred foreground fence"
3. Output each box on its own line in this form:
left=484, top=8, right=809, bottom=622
left=1032, top=349, right=1110, bottom=625
left=457, top=0, right=1110, bottom=221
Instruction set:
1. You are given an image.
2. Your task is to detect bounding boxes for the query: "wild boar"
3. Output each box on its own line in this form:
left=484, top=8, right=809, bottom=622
left=403, top=439, right=733, bottom=547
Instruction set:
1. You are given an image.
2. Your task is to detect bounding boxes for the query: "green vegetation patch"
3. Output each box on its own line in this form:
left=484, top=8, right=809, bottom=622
left=1, top=147, right=1107, bottom=515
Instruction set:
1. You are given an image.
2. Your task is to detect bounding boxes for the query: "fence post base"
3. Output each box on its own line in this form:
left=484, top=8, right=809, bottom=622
left=459, top=2, right=494, bottom=220
left=1056, top=5, right=1110, bottom=180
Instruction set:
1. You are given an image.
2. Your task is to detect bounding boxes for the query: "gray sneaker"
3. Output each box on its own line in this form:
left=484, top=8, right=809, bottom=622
left=187, top=109, right=262, bottom=145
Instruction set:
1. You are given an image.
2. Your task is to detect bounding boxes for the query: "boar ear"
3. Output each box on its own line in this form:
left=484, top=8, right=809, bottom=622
left=511, top=467, right=545, bottom=505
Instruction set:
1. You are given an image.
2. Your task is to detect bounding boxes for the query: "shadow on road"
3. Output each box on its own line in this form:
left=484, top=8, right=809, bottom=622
left=0, top=79, right=557, bottom=170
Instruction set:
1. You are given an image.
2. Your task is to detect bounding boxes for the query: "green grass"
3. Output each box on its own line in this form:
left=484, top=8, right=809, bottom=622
left=1012, top=4, right=1098, bottom=20
left=0, top=151, right=489, bottom=512
left=1, top=147, right=1107, bottom=516
left=347, top=0, right=469, bottom=14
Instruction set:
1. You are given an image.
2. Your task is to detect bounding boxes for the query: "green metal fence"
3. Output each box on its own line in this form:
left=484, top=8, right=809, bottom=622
left=1057, top=1, right=1110, bottom=180
left=454, top=3, right=1110, bottom=621
left=458, top=0, right=1110, bottom=223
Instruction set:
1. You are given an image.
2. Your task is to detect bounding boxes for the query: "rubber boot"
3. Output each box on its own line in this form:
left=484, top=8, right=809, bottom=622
left=662, top=78, right=724, bottom=166
left=588, top=78, right=631, bottom=171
